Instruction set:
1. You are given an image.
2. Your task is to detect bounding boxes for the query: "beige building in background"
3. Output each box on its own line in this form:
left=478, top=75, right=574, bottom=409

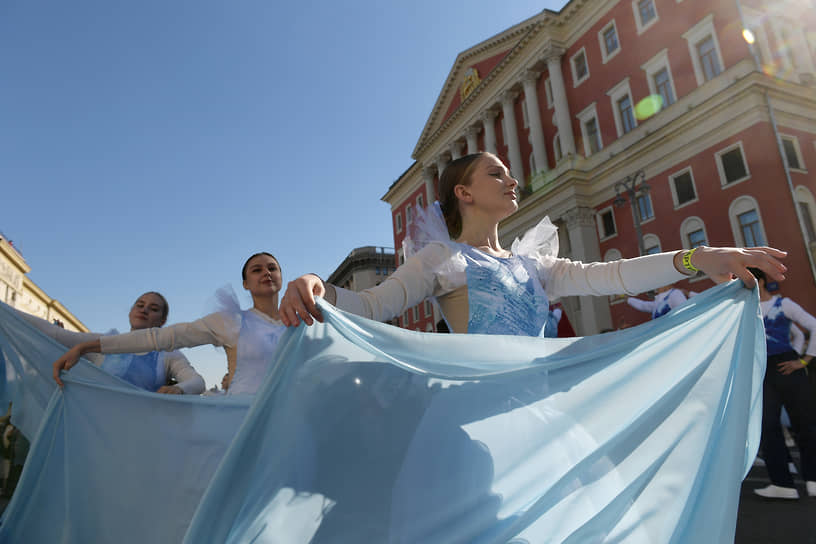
left=0, top=234, right=88, bottom=332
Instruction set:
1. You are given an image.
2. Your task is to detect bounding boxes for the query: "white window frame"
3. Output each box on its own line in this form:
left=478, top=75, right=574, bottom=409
left=668, top=166, right=699, bottom=209
left=680, top=216, right=709, bottom=249
left=598, top=20, right=621, bottom=64
left=424, top=300, right=432, bottom=318
left=741, top=7, right=774, bottom=70
left=728, top=196, right=768, bottom=247
left=603, top=248, right=622, bottom=261
left=412, top=305, right=419, bottom=321
left=715, top=141, right=751, bottom=188
left=553, top=132, right=563, bottom=162
left=634, top=192, right=655, bottom=225
left=576, top=102, right=603, bottom=156
left=544, top=78, right=554, bottom=109
left=395, top=211, right=403, bottom=233
left=779, top=134, right=807, bottom=172
left=641, top=49, right=678, bottom=110
left=570, top=47, right=590, bottom=87
left=641, top=233, right=661, bottom=255
left=397, top=247, right=405, bottom=265
left=795, top=186, right=816, bottom=244
left=632, top=0, right=659, bottom=35
left=416, top=193, right=424, bottom=208
left=596, top=205, right=618, bottom=241
left=606, top=78, right=637, bottom=138
left=683, top=15, right=725, bottom=87
left=405, top=203, right=413, bottom=225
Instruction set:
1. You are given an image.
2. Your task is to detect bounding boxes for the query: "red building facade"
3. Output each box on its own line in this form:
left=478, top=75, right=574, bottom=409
left=383, top=0, right=816, bottom=334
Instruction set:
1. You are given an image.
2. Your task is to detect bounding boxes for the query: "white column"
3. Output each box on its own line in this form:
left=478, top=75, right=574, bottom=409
left=546, top=53, right=576, bottom=156
left=450, top=141, right=463, bottom=160
left=465, top=126, right=480, bottom=154
left=422, top=166, right=436, bottom=204
left=436, top=154, right=450, bottom=180
left=521, top=70, right=549, bottom=174
left=480, top=110, right=498, bottom=155
left=500, top=90, right=525, bottom=186
left=563, top=207, right=612, bottom=335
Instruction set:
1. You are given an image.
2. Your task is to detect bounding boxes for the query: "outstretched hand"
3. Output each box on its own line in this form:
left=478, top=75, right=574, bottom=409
left=689, top=246, right=787, bottom=288
left=52, top=345, right=84, bottom=387
left=279, top=274, right=327, bottom=327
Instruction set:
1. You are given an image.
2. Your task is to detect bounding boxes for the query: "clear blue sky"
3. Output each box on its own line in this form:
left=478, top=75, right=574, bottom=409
left=1, top=0, right=566, bottom=388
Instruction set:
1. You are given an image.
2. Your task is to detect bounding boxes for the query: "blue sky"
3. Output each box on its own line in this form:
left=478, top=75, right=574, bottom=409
left=1, top=0, right=566, bottom=388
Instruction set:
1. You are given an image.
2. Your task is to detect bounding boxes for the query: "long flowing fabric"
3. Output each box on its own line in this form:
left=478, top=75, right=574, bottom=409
left=0, top=282, right=764, bottom=543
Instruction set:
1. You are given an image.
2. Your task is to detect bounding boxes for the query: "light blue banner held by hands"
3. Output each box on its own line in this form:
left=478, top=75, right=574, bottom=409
left=186, top=281, right=765, bottom=544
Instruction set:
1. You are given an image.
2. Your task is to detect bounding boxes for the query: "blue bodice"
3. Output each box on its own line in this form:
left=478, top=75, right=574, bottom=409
left=763, top=297, right=794, bottom=356
left=461, top=245, right=553, bottom=337
left=101, top=351, right=167, bottom=392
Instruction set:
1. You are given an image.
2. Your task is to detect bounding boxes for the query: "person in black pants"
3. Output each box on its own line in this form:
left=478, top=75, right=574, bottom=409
left=750, top=268, right=816, bottom=499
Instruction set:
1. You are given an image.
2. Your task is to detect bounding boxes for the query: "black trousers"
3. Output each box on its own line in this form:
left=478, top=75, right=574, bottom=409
left=761, top=351, right=816, bottom=486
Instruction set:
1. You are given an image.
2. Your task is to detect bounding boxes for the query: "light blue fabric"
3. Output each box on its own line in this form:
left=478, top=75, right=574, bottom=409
left=0, top=282, right=765, bottom=543
left=186, top=281, right=765, bottom=544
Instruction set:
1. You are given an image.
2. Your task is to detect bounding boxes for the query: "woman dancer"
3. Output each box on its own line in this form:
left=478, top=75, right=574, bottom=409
left=53, top=253, right=285, bottom=395
left=21, top=292, right=204, bottom=394
left=280, top=152, right=786, bottom=332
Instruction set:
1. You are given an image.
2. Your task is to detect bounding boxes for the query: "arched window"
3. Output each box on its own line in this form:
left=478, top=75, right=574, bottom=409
left=604, top=248, right=622, bottom=262
left=728, top=196, right=767, bottom=247
left=642, top=233, right=661, bottom=255
left=679, top=216, right=709, bottom=249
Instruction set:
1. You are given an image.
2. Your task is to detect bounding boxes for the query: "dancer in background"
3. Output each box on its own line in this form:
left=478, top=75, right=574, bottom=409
left=279, top=152, right=786, bottom=333
left=20, top=292, right=204, bottom=394
left=749, top=267, right=816, bottom=499
left=627, top=283, right=687, bottom=320
left=52, top=253, right=285, bottom=396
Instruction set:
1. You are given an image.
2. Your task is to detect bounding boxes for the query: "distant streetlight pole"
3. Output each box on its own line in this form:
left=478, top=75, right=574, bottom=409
left=613, top=170, right=651, bottom=256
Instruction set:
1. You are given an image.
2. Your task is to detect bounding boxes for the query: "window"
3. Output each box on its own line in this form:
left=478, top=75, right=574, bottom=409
left=738, top=210, right=765, bottom=246
left=780, top=136, right=806, bottom=171
left=599, top=21, right=620, bottom=63
left=715, top=142, right=750, bottom=186
left=577, top=103, right=602, bottom=156
left=403, top=311, right=411, bottom=326
left=799, top=202, right=816, bottom=243
left=618, top=96, right=636, bottom=134
left=697, top=36, right=722, bottom=82
left=417, top=194, right=425, bottom=208
left=653, top=68, right=675, bottom=107
left=636, top=193, right=654, bottom=221
left=683, top=15, right=725, bottom=86
left=633, top=0, right=658, bottom=34
left=406, top=204, right=413, bottom=225
left=412, top=306, right=419, bottom=321
left=544, top=78, right=554, bottom=109
left=424, top=300, right=432, bottom=318
left=642, top=234, right=661, bottom=255
left=688, top=229, right=706, bottom=248
left=395, top=212, right=403, bottom=233
left=597, top=206, right=617, bottom=240
left=553, top=133, right=563, bottom=162
left=571, top=48, right=589, bottom=87
left=607, top=78, right=636, bottom=137
left=641, top=49, right=677, bottom=112
left=604, top=248, right=622, bottom=262
left=669, top=168, right=698, bottom=208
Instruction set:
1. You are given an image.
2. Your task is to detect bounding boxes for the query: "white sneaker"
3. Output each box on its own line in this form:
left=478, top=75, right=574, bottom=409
left=807, top=481, right=816, bottom=497
left=753, top=485, right=800, bottom=499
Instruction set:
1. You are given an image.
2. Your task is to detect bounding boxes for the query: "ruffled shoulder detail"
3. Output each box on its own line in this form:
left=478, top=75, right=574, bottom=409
left=403, top=201, right=452, bottom=258
left=212, top=284, right=244, bottom=317
left=510, top=216, right=559, bottom=261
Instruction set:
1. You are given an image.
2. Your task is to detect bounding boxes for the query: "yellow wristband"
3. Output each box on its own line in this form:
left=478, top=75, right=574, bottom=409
left=682, top=248, right=699, bottom=273
left=801, top=358, right=810, bottom=367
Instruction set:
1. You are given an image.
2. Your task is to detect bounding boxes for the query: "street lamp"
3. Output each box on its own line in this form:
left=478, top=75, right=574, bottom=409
left=613, top=170, right=651, bottom=256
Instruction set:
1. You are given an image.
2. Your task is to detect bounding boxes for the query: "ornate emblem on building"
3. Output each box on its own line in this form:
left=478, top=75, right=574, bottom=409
left=460, top=67, right=481, bottom=101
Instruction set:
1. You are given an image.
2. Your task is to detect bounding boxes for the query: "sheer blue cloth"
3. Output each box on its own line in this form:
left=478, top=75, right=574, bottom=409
left=0, top=281, right=764, bottom=543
